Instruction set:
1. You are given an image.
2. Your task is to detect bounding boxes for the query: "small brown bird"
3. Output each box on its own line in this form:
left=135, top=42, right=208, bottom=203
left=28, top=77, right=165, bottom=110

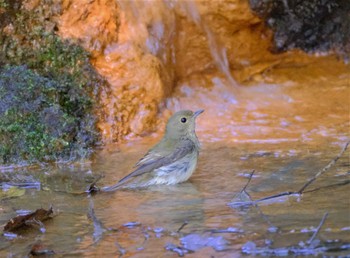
left=102, top=109, right=204, bottom=191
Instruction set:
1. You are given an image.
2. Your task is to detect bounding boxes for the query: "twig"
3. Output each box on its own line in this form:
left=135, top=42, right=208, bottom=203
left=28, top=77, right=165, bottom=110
left=307, top=212, right=328, bottom=245
left=230, top=170, right=255, bottom=206
left=255, top=191, right=299, bottom=203
left=177, top=221, right=188, bottom=233
left=210, top=227, right=244, bottom=233
left=298, top=141, right=350, bottom=194
left=231, top=141, right=350, bottom=207
left=304, top=180, right=350, bottom=193
left=242, top=170, right=255, bottom=193
left=231, top=171, right=277, bottom=229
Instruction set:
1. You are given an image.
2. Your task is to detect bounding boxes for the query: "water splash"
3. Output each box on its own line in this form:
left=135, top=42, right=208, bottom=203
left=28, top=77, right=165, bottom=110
left=179, top=1, right=238, bottom=87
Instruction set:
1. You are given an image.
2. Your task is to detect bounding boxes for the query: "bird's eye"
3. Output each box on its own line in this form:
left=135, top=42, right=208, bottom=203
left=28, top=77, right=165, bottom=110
left=181, top=117, right=187, bottom=123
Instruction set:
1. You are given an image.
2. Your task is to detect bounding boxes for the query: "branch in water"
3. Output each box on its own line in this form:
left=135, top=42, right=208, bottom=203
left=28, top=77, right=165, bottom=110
left=298, top=141, right=350, bottom=194
left=230, top=141, right=350, bottom=207
left=242, top=170, right=255, bottom=193
left=307, top=212, right=328, bottom=245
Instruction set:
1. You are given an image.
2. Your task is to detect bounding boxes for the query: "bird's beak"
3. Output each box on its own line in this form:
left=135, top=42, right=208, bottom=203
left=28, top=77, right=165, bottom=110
left=193, top=109, right=204, bottom=118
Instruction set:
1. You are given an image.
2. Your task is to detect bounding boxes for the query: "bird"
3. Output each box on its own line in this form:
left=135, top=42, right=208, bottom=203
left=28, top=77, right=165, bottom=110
left=101, top=109, right=204, bottom=191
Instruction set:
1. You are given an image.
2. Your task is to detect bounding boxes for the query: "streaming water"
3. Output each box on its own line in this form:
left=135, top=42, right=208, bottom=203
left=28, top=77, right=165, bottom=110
left=179, top=1, right=238, bottom=88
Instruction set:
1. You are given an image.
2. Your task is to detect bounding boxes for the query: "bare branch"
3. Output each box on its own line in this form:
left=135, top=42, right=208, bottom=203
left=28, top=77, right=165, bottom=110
left=242, top=170, right=255, bottom=193
left=177, top=221, right=188, bottom=233
left=230, top=141, right=350, bottom=207
left=304, top=180, right=350, bottom=193
left=255, top=191, right=299, bottom=203
left=307, top=212, right=329, bottom=245
left=298, top=141, right=350, bottom=194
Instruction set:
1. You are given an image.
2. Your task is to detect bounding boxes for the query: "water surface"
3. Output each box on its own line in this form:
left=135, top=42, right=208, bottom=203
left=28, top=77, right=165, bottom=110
left=0, top=79, right=349, bottom=257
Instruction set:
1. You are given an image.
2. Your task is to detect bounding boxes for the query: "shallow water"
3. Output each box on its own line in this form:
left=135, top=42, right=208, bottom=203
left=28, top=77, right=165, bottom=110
left=1, top=77, right=349, bottom=256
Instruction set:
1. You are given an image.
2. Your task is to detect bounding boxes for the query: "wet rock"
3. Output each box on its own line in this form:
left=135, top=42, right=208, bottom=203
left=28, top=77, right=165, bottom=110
left=30, top=242, right=55, bottom=256
left=250, top=0, right=350, bottom=57
left=59, top=0, right=119, bottom=55
left=59, top=1, right=174, bottom=141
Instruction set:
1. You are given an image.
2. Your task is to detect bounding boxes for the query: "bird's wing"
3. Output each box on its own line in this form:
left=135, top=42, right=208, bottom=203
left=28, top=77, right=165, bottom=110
left=101, top=139, right=197, bottom=192
left=133, top=149, right=163, bottom=168
left=117, top=139, right=196, bottom=183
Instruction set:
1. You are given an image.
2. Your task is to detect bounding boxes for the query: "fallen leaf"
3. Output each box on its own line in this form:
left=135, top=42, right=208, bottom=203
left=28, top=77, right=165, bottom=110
left=3, top=207, right=53, bottom=232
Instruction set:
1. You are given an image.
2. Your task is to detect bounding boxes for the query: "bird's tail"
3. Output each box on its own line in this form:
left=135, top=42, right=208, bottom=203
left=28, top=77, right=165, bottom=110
left=100, top=180, right=128, bottom=192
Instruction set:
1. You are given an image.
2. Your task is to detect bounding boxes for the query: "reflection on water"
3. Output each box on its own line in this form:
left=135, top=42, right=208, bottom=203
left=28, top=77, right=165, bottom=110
left=168, top=75, right=349, bottom=145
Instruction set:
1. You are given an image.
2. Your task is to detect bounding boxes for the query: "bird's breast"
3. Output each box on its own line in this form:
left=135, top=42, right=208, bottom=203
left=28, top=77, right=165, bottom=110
left=153, top=151, right=198, bottom=185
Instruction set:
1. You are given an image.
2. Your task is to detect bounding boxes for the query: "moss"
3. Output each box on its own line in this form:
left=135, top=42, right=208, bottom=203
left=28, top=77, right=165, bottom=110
left=0, top=0, right=9, bottom=8
left=0, top=66, right=86, bottom=164
left=0, top=0, right=105, bottom=164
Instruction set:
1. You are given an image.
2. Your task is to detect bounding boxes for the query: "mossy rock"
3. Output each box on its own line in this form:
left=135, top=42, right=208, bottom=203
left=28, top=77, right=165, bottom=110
left=0, top=0, right=105, bottom=165
left=0, top=66, right=92, bottom=164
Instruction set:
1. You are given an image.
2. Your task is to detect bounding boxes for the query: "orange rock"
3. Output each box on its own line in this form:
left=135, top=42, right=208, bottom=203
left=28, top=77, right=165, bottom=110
left=56, top=0, right=349, bottom=143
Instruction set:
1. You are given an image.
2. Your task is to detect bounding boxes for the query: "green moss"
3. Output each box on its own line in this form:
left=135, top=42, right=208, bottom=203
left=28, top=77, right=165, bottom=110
left=0, top=1, right=105, bottom=164
left=0, top=0, right=9, bottom=8
left=0, top=66, right=77, bottom=163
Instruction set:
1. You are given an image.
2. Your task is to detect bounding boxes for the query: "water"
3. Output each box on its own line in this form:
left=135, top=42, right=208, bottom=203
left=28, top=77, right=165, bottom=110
left=0, top=107, right=349, bottom=256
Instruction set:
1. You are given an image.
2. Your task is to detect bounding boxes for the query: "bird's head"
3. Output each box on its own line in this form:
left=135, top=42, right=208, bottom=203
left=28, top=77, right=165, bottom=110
left=165, top=109, right=204, bottom=140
